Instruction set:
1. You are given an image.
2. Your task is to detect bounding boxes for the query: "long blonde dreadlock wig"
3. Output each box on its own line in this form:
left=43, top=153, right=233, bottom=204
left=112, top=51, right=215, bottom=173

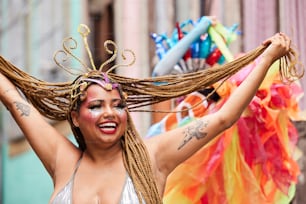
left=0, top=24, right=303, bottom=204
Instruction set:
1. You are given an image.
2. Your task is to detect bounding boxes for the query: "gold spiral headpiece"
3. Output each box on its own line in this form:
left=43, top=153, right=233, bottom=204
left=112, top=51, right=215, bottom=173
left=52, top=24, right=134, bottom=109
left=53, top=24, right=136, bottom=75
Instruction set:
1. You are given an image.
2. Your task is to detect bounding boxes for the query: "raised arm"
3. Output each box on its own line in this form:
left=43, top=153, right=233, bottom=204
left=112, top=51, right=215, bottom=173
left=0, top=71, right=77, bottom=177
left=149, top=32, right=292, bottom=175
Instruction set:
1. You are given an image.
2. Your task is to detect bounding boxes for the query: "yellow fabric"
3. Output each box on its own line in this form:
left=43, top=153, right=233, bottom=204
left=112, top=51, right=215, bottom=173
left=149, top=61, right=303, bottom=204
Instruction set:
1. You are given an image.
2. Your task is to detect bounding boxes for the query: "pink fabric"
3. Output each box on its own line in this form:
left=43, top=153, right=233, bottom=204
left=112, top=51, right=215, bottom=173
left=242, top=0, right=306, bottom=109
left=208, top=0, right=306, bottom=109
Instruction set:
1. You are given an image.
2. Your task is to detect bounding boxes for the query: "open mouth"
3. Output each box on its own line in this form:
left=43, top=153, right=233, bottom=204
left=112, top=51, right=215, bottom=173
left=99, top=122, right=117, bottom=134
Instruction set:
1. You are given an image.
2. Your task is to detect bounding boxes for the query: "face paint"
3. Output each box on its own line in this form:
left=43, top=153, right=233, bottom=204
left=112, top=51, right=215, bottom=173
left=85, top=92, right=126, bottom=122
left=113, top=104, right=126, bottom=115
left=89, top=107, right=103, bottom=118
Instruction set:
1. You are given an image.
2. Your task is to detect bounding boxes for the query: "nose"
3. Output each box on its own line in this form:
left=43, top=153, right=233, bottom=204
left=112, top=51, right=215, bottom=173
left=102, top=105, right=115, bottom=118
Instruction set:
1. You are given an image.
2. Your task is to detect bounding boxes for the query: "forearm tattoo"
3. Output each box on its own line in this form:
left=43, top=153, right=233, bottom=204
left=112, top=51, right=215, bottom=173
left=178, top=120, right=209, bottom=150
left=14, top=101, right=30, bottom=117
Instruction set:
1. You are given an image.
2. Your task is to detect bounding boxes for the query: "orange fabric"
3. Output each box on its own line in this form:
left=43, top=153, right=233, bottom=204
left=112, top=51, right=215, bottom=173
left=148, top=60, right=302, bottom=204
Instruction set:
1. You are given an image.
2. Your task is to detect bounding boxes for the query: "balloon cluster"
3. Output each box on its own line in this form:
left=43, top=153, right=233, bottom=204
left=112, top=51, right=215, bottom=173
left=151, top=16, right=240, bottom=76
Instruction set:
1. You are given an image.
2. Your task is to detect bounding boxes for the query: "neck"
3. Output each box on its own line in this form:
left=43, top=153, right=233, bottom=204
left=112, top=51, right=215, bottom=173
left=84, top=141, right=123, bottom=165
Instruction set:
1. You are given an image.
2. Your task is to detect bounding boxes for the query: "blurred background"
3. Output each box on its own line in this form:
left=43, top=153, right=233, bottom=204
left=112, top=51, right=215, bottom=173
left=0, top=0, right=305, bottom=203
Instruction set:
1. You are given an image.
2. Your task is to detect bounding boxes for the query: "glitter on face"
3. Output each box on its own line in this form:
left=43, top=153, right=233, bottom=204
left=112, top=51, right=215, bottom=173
left=88, top=105, right=125, bottom=118
left=114, top=105, right=125, bottom=115
left=89, top=108, right=103, bottom=117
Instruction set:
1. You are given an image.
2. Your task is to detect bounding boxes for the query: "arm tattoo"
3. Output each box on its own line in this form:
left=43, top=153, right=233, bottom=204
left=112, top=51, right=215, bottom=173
left=178, top=120, right=209, bottom=150
left=14, top=101, right=30, bottom=117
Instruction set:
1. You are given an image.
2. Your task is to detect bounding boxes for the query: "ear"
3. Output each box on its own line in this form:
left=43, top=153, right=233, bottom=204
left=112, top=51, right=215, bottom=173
left=70, top=110, right=80, bottom=127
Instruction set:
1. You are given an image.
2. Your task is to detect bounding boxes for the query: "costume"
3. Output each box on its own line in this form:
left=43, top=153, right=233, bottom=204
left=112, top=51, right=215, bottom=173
left=148, top=17, right=302, bottom=204
left=51, top=155, right=144, bottom=204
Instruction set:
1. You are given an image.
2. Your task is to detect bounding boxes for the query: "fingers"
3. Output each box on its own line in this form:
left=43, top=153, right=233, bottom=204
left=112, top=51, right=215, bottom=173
left=262, top=32, right=291, bottom=48
left=276, top=32, right=291, bottom=53
left=262, top=37, right=272, bottom=46
left=279, top=32, right=291, bottom=49
left=260, top=32, right=292, bottom=62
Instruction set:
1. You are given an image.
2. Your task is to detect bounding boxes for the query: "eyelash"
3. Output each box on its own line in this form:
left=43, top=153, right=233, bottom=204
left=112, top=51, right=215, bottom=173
left=89, top=105, right=100, bottom=110
left=117, top=103, right=126, bottom=108
left=88, top=103, right=126, bottom=110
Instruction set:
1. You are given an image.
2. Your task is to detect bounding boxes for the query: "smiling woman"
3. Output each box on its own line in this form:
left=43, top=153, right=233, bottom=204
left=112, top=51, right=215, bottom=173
left=70, top=84, right=127, bottom=145
left=0, top=22, right=303, bottom=204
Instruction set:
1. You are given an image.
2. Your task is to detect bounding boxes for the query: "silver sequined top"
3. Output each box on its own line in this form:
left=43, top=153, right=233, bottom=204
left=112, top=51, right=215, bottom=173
left=51, top=156, right=144, bottom=204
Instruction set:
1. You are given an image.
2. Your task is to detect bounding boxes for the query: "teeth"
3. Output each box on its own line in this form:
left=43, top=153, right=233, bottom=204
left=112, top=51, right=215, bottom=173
left=99, top=122, right=116, bottom=128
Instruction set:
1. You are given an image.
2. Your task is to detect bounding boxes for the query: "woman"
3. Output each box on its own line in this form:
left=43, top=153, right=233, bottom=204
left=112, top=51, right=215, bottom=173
left=0, top=30, right=298, bottom=203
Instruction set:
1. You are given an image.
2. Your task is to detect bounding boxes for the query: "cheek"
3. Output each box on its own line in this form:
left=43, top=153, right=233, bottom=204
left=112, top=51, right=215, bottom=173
left=89, top=109, right=103, bottom=118
left=81, top=109, right=101, bottom=122
left=117, top=109, right=128, bottom=124
left=114, top=107, right=125, bottom=116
